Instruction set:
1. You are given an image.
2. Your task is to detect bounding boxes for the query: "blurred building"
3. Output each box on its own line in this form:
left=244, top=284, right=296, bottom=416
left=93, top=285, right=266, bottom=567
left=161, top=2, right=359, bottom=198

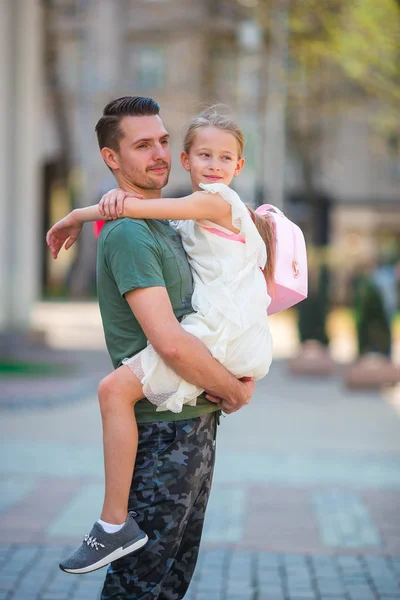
left=0, top=0, right=399, bottom=337
left=45, top=0, right=248, bottom=198
left=45, top=0, right=400, bottom=296
left=323, top=108, right=400, bottom=279
left=43, top=0, right=250, bottom=296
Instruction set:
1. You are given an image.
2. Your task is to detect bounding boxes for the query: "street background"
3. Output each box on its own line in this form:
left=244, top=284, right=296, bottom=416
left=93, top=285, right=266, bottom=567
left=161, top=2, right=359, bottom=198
left=1, top=306, right=400, bottom=599
left=1, top=0, right=400, bottom=598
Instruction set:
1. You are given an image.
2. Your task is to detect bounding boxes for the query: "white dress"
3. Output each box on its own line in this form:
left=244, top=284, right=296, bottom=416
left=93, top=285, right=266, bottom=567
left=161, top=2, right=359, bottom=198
left=123, top=182, right=273, bottom=412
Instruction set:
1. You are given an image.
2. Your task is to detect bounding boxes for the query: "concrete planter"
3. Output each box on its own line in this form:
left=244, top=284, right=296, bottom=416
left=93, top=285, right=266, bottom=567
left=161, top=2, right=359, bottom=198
left=344, top=353, right=400, bottom=389
left=287, top=340, right=335, bottom=376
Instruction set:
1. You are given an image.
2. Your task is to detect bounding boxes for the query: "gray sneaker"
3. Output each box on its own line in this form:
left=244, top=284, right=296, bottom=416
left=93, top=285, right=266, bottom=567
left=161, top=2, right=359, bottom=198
left=59, top=513, right=148, bottom=574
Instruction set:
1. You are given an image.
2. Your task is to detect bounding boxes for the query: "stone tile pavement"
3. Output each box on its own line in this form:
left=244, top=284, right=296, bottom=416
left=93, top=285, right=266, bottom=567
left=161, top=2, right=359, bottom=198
left=1, top=322, right=400, bottom=598
left=0, top=546, right=399, bottom=600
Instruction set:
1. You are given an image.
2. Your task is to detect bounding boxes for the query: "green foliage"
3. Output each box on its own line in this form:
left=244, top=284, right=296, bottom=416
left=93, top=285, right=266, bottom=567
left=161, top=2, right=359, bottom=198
left=255, top=0, right=400, bottom=130
left=332, top=1, right=399, bottom=88
left=292, top=0, right=400, bottom=94
left=298, top=263, right=330, bottom=346
left=251, top=0, right=400, bottom=246
left=352, top=275, right=392, bottom=356
left=329, top=0, right=399, bottom=132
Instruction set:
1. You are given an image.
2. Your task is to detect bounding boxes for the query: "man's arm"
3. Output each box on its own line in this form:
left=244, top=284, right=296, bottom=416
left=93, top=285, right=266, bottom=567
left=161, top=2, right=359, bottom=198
left=125, top=287, right=254, bottom=414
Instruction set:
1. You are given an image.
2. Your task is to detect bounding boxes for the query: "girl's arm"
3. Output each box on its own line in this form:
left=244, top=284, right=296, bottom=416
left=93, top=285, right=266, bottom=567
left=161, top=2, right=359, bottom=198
left=73, top=204, right=105, bottom=223
left=46, top=189, right=232, bottom=258
left=46, top=207, right=101, bottom=259
left=97, top=188, right=231, bottom=222
left=120, top=191, right=231, bottom=222
left=57, top=190, right=231, bottom=226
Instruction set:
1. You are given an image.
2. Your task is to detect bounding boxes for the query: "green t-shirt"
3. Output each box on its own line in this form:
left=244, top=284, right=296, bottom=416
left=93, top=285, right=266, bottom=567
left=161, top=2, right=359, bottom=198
left=96, top=217, right=219, bottom=423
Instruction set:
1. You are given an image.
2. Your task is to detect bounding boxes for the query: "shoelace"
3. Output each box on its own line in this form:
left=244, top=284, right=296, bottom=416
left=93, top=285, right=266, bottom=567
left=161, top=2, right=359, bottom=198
left=83, top=534, right=105, bottom=551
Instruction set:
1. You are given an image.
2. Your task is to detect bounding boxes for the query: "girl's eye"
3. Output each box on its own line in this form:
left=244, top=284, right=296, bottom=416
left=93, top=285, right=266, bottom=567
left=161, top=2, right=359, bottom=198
left=222, top=156, right=232, bottom=161
left=200, top=153, right=210, bottom=158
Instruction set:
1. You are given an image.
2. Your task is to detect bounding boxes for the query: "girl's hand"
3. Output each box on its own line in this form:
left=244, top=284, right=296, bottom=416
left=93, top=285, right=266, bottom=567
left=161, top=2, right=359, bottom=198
left=46, top=211, right=83, bottom=259
left=99, top=188, right=143, bottom=220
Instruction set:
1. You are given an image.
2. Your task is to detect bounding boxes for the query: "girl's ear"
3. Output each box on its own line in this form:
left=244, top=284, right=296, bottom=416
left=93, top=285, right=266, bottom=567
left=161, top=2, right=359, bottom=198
left=101, top=147, right=119, bottom=171
left=181, top=151, right=191, bottom=171
left=234, top=157, right=245, bottom=177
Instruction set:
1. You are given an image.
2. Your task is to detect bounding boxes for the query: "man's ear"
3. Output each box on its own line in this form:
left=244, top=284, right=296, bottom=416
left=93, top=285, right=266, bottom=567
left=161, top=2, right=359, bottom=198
left=234, top=157, right=245, bottom=177
left=180, top=151, right=191, bottom=172
left=101, top=147, right=119, bottom=172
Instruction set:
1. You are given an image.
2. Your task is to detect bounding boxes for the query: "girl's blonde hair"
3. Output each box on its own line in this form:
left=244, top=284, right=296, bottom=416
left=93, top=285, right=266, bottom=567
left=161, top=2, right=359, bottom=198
left=183, top=105, right=276, bottom=287
left=183, top=105, right=245, bottom=158
left=246, top=206, right=276, bottom=288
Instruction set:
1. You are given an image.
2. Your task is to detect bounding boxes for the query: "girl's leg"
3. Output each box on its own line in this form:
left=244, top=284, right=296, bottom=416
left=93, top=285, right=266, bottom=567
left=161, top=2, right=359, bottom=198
left=97, top=365, right=144, bottom=525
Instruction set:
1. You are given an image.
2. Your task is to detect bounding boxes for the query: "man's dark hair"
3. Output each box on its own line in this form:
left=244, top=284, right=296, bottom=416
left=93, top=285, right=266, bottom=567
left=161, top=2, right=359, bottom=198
left=95, top=96, right=160, bottom=151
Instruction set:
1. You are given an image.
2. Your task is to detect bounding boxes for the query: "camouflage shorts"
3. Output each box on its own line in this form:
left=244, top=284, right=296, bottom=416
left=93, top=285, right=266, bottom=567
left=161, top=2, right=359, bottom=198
left=101, top=411, right=217, bottom=600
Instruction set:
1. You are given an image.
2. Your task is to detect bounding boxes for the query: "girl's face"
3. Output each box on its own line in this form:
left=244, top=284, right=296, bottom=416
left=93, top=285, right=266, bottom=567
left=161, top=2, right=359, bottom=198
left=181, top=126, right=245, bottom=191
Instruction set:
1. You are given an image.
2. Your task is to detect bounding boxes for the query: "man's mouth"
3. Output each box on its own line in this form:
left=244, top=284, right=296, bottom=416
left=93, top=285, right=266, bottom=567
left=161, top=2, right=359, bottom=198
left=148, top=164, right=168, bottom=174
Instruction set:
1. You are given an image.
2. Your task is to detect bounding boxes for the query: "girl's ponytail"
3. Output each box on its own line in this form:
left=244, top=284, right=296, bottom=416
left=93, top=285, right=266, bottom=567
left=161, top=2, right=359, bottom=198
left=247, top=206, right=276, bottom=289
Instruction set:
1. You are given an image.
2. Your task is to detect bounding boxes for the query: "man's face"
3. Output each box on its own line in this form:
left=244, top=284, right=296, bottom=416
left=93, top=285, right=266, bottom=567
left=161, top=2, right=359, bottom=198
left=110, top=115, right=171, bottom=192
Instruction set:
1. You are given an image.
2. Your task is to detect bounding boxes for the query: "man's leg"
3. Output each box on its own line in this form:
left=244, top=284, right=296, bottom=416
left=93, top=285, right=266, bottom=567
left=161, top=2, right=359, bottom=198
left=100, top=413, right=216, bottom=600
left=159, top=467, right=214, bottom=600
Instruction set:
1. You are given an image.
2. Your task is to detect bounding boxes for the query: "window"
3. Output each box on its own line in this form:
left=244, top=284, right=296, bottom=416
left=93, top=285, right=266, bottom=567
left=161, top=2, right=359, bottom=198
left=136, top=47, right=166, bottom=91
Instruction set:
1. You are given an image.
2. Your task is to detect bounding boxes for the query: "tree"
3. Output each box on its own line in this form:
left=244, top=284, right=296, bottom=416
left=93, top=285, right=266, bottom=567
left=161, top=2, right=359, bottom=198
left=353, top=274, right=392, bottom=357
left=328, top=0, right=400, bottom=133
left=243, top=0, right=400, bottom=239
left=243, top=0, right=399, bottom=348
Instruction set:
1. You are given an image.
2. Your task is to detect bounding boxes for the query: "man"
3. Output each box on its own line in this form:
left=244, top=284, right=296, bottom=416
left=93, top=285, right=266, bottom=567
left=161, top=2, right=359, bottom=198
left=51, top=96, right=254, bottom=599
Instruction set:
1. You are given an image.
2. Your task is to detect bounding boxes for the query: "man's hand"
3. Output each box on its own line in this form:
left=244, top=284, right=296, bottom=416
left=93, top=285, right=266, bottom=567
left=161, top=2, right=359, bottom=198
left=205, top=376, right=255, bottom=414
left=46, top=211, right=83, bottom=259
left=99, top=188, right=142, bottom=220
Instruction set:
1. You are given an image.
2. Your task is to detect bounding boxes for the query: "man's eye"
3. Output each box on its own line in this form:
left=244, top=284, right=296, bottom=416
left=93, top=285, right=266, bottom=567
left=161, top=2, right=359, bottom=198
left=137, top=144, right=148, bottom=149
left=161, top=139, right=169, bottom=146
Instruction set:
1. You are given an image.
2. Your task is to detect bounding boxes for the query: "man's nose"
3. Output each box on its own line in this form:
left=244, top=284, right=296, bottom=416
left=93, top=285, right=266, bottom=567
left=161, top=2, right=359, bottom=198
left=153, top=143, right=168, bottom=161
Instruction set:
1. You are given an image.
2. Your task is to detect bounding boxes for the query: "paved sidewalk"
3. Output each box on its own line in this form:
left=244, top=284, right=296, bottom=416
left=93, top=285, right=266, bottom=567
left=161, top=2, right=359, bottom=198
left=1, top=309, right=400, bottom=599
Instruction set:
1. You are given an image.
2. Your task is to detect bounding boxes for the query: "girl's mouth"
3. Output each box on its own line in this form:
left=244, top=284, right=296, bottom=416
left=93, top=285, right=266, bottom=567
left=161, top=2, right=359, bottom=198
left=204, top=175, right=223, bottom=181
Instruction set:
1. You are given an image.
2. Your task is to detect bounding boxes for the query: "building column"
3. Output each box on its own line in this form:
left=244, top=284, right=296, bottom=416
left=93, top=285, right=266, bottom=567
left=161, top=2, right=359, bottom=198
left=0, top=0, right=13, bottom=330
left=5, top=0, right=43, bottom=332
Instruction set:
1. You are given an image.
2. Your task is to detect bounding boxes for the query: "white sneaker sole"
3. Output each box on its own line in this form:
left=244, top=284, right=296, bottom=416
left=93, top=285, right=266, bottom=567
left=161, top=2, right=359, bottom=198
left=61, top=534, right=149, bottom=574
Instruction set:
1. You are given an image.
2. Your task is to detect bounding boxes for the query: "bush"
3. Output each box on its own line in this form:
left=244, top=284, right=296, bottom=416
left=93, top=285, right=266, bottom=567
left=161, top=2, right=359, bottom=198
left=298, top=264, right=330, bottom=346
left=352, top=275, right=391, bottom=357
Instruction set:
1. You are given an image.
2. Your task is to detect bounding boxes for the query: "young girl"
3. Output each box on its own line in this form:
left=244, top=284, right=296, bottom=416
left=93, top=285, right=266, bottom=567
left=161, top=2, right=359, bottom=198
left=47, top=107, right=276, bottom=574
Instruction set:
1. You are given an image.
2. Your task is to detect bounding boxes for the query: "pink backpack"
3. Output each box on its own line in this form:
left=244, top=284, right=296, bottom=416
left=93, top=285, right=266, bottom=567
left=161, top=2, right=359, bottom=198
left=255, top=204, right=308, bottom=315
